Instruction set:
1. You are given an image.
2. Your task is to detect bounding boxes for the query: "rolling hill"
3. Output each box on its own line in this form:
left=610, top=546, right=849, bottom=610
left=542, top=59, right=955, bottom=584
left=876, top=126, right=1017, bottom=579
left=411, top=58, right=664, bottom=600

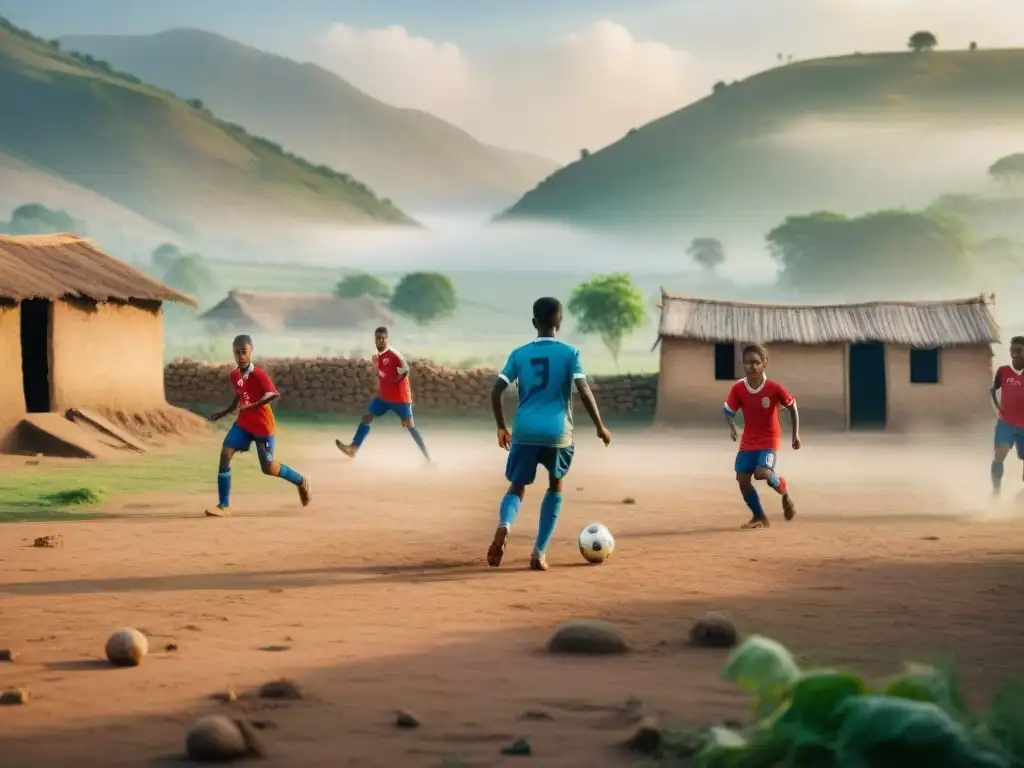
left=499, top=49, right=1024, bottom=234
left=0, top=16, right=415, bottom=235
left=60, top=28, right=559, bottom=210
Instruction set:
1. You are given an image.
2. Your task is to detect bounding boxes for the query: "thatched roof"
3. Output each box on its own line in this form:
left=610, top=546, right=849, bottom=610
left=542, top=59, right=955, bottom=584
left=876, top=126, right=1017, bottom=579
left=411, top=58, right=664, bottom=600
left=200, top=290, right=394, bottom=332
left=657, top=291, right=1000, bottom=347
left=0, top=233, right=196, bottom=306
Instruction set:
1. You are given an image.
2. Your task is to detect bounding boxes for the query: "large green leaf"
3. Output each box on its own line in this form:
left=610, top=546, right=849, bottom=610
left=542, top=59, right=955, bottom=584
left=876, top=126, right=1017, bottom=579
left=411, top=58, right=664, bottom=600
left=882, top=663, right=967, bottom=719
left=721, top=635, right=801, bottom=719
left=773, top=670, right=868, bottom=743
left=983, top=680, right=1024, bottom=764
left=834, top=695, right=1009, bottom=768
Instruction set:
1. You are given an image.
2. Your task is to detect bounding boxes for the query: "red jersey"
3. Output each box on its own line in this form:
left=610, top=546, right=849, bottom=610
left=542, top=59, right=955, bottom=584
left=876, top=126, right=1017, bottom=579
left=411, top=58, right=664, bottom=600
left=375, top=347, right=412, bottom=404
left=995, top=365, right=1024, bottom=429
left=231, top=364, right=278, bottom=437
left=725, top=378, right=795, bottom=452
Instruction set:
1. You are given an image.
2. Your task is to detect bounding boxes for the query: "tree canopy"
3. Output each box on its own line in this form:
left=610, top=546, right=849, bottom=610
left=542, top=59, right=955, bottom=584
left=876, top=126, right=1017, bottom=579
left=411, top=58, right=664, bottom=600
left=335, top=272, right=391, bottom=301
left=567, top=273, right=647, bottom=366
left=907, top=31, right=938, bottom=52
left=988, top=153, right=1024, bottom=184
left=389, top=271, right=457, bottom=325
left=2, top=202, right=84, bottom=235
left=687, top=237, right=726, bottom=273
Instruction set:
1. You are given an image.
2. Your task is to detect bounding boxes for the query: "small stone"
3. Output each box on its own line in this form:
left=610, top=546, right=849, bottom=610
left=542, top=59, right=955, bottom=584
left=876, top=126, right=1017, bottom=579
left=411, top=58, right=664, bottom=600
left=165, top=643, right=179, bottom=652
left=548, top=619, right=631, bottom=655
left=689, top=612, right=738, bottom=649
left=624, top=717, right=661, bottom=754
left=622, top=497, right=636, bottom=504
left=258, top=645, right=290, bottom=653
left=185, top=716, right=247, bottom=761
left=258, top=678, right=303, bottom=700
left=0, top=648, right=16, bottom=662
left=520, top=709, right=554, bottom=721
left=0, top=687, right=28, bottom=705
left=501, top=737, right=532, bottom=756
left=105, top=628, right=149, bottom=667
left=395, top=710, right=420, bottom=728
left=211, top=686, right=238, bottom=703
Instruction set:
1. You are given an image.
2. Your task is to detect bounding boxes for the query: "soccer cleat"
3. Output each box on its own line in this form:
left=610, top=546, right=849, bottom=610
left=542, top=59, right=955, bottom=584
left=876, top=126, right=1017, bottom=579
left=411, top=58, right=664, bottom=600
left=205, top=506, right=231, bottom=518
left=486, top=525, right=509, bottom=567
left=741, top=516, right=769, bottom=530
left=335, top=439, right=357, bottom=458
left=298, top=475, right=312, bottom=507
left=530, top=552, right=549, bottom=571
left=782, top=493, right=796, bottom=521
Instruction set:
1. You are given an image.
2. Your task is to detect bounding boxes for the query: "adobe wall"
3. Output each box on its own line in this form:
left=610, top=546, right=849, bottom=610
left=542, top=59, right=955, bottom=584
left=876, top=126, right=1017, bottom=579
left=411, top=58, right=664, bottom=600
left=885, top=343, right=994, bottom=431
left=163, top=357, right=659, bottom=417
left=0, top=304, right=25, bottom=442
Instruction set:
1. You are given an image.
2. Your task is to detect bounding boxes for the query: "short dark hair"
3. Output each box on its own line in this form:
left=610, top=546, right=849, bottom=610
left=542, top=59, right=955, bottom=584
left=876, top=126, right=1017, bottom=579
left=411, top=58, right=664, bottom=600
left=1011, top=336, right=1024, bottom=347
left=742, top=343, right=768, bottom=361
left=532, top=297, right=562, bottom=327
left=232, top=334, right=253, bottom=348
left=374, top=326, right=388, bottom=335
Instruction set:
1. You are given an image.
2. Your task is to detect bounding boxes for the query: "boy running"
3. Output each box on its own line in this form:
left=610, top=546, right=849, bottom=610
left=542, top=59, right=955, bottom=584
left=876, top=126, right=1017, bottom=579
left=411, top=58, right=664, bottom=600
left=335, top=327, right=431, bottom=463
left=990, top=335, right=1024, bottom=496
left=723, top=344, right=800, bottom=529
left=487, top=297, right=611, bottom=571
left=206, top=335, right=311, bottom=517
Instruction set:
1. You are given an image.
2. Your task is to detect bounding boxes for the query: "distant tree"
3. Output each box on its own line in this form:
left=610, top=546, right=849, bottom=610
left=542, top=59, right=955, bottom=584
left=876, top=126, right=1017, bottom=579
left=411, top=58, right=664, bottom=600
left=686, top=237, right=726, bottom=273
left=766, top=209, right=975, bottom=294
left=7, top=203, right=83, bottom=235
left=579, top=148, right=590, bottom=160
left=988, top=153, right=1024, bottom=186
left=969, top=41, right=978, bottom=51
left=151, top=242, right=183, bottom=272
left=161, top=252, right=214, bottom=297
left=908, top=30, right=938, bottom=52
left=335, top=272, right=391, bottom=301
left=47, top=38, right=60, bottom=49
left=567, top=273, right=647, bottom=366
left=713, top=80, right=727, bottom=94
left=185, top=98, right=204, bottom=110
left=389, top=271, right=457, bottom=325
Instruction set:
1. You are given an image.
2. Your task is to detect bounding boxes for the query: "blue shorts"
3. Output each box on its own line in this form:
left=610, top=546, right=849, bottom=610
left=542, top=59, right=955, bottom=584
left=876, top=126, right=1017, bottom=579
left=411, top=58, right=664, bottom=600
left=994, top=420, right=1024, bottom=459
left=735, top=449, right=778, bottom=474
left=223, top=424, right=276, bottom=467
left=367, top=397, right=413, bottom=421
left=506, top=444, right=575, bottom=486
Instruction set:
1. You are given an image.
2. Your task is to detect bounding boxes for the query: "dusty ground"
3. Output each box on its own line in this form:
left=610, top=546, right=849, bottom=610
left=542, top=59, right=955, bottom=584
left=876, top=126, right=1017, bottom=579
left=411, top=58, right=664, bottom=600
left=2, top=427, right=1024, bottom=767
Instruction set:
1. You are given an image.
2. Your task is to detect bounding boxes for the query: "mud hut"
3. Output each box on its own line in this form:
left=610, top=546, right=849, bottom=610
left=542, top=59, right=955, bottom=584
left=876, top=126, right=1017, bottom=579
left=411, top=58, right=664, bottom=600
left=0, top=233, right=203, bottom=456
left=654, top=291, right=999, bottom=431
left=200, top=290, right=393, bottom=332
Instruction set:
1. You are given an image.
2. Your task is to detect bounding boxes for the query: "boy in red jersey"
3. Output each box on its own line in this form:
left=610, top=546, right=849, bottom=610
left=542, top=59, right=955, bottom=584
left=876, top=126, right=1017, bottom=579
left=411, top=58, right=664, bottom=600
left=990, top=336, right=1024, bottom=496
left=206, top=335, right=312, bottom=517
left=335, top=327, right=431, bottom=463
left=723, top=344, right=801, bottom=529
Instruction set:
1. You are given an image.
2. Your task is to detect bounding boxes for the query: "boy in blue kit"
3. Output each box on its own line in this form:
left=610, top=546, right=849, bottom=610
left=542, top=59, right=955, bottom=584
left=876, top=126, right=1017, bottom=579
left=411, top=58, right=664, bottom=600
left=487, top=297, right=611, bottom=571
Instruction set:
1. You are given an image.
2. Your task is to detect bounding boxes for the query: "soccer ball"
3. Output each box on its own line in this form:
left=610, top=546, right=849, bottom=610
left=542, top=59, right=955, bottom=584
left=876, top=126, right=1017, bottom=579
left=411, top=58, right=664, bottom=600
left=578, top=523, right=615, bottom=564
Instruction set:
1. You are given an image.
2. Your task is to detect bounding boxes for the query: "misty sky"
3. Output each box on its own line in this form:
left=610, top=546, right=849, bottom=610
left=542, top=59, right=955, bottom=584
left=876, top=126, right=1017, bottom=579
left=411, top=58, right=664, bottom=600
left=2, top=0, right=1022, bottom=159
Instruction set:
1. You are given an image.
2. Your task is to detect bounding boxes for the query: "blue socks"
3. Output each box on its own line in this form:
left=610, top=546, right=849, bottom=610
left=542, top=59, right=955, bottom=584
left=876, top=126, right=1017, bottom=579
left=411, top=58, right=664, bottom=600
left=535, top=491, right=563, bottom=554
left=742, top=488, right=765, bottom=519
left=217, top=466, right=231, bottom=508
left=408, top=426, right=430, bottom=460
left=353, top=423, right=371, bottom=447
left=992, top=460, right=1004, bottom=492
left=277, top=464, right=303, bottom=486
left=499, top=493, right=521, bottom=528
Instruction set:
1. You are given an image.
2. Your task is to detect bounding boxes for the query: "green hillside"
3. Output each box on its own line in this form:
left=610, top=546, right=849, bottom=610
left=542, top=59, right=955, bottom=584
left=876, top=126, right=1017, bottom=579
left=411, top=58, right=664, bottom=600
left=500, top=49, right=1024, bottom=232
left=61, top=28, right=558, bottom=210
left=0, top=16, right=415, bottom=231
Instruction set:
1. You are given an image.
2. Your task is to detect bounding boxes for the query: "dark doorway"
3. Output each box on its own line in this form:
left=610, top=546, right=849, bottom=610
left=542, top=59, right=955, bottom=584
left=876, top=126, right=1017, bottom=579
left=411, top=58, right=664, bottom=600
left=714, top=342, right=736, bottom=380
left=20, top=299, right=51, bottom=413
left=848, top=342, right=886, bottom=429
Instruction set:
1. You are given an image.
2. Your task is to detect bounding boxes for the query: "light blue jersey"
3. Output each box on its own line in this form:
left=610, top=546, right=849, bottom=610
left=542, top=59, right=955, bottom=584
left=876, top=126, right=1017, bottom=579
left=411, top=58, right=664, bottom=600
left=499, top=338, right=586, bottom=447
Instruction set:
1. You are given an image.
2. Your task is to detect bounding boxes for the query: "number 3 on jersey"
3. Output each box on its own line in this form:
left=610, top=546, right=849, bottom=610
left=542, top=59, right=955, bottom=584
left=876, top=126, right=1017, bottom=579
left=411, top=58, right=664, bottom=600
left=524, top=357, right=550, bottom=399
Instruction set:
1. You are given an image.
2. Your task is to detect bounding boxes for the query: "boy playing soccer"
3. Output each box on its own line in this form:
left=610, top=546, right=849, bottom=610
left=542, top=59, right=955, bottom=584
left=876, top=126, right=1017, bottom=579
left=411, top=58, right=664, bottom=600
left=487, top=297, right=611, bottom=571
left=206, top=335, right=312, bottom=517
left=335, top=327, right=431, bottom=463
left=723, top=344, right=800, bottom=529
left=990, top=336, right=1024, bottom=497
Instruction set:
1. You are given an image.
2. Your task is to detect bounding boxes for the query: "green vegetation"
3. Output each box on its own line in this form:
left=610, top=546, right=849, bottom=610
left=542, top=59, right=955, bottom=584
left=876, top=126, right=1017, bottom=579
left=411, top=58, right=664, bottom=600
left=501, top=47, right=1024, bottom=231
left=567, top=273, right=648, bottom=366
left=989, top=153, right=1024, bottom=186
left=389, top=272, right=458, bottom=325
left=653, top=635, right=1022, bottom=766
left=0, top=202, right=85, bottom=235
left=0, top=15, right=415, bottom=230
left=687, top=237, right=726, bottom=273
left=335, top=272, right=392, bottom=301
left=908, top=30, right=939, bottom=53
left=147, top=242, right=218, bottom=304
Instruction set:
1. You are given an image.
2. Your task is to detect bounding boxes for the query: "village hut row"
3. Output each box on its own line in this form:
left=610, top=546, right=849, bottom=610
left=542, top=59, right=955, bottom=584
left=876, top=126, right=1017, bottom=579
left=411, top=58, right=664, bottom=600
left=654, top=291, right=1000, bottom=431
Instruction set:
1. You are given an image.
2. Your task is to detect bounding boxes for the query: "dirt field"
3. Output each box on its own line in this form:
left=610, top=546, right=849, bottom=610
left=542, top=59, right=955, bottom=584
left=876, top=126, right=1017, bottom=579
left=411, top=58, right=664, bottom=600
left=2, top=427, right=1024, bottom=767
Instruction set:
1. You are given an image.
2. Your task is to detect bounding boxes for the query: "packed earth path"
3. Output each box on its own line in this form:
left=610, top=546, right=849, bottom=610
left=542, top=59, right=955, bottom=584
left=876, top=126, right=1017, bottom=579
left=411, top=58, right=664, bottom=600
left=2, top=427, right=1023, bottom=767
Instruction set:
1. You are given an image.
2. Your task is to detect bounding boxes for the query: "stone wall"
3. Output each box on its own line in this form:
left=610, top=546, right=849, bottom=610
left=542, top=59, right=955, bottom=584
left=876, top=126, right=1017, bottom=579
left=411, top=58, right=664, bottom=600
left=164, top=357, right=658, bottom=416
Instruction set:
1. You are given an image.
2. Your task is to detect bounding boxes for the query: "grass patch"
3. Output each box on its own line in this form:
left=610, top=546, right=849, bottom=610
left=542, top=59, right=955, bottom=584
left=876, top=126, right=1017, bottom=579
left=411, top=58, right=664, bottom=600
left=0, top=484, right=106, bottom=523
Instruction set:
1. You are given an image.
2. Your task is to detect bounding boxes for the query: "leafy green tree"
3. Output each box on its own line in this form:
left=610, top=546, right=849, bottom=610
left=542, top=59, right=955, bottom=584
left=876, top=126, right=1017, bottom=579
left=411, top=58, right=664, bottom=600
left=335, top=272, right=391, bottom=301
left=151, top=242, right=184, bottom=272
left=988, top=153, right=1024, bottom=186
left=389, top=271, right=457, bottom=324
left=567, top=273, right=648, bottom=366
left=687, top=237, right=726, bottom=273
left=908, top=31, right=938, bottom=52
left=7, top=203, right=84, bottom=235
left=161, top=252, right=214, bottom=297
left=766, top=209, right=975, bottom=293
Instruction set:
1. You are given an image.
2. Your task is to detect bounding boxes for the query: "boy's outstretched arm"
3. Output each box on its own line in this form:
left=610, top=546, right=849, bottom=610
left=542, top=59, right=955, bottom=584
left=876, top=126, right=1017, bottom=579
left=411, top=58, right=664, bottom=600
left=723, top=404, right=739, bottom=442
left=211, top=395, right=239, bottom=422
left=991, top=372, right=1002, bottom=411
left=574, top=379, right=611, bottom=444
left=492, top=378, right=511, bottom=449
left=785, top=401, right=801, bottom=448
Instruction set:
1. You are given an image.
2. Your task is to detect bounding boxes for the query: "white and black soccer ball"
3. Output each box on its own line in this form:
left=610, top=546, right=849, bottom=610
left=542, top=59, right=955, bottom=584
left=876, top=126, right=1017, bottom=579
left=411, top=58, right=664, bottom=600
left=578, top=523, right=615, bottom=564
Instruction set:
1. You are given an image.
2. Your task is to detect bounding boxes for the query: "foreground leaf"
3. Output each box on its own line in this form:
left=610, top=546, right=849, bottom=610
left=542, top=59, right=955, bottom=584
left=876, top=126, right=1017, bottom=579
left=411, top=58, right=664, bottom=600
left=772, top=670, right=868, bottom=743
left=882, top=663, right=967, bottom=719
left=984, top=680, right=1024, bottom=763
left=721, top=635, right=801, bottom=718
